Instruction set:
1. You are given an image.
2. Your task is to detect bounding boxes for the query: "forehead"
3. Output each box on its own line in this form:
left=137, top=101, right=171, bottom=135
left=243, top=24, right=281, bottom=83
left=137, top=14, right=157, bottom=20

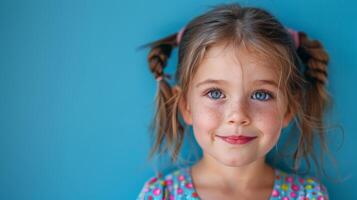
left=194, top=42, right=281, bottom=83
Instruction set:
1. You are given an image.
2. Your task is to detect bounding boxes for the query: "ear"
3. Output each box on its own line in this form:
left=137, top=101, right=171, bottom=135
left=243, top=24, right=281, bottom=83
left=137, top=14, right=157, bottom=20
left=282, top=106, right=294, bottom=128
left=172, top=86, right=192, bottom=125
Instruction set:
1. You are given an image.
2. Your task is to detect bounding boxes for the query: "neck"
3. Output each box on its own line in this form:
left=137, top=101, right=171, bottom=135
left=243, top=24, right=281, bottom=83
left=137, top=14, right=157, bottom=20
left=191, top=153, right=275, bottom=191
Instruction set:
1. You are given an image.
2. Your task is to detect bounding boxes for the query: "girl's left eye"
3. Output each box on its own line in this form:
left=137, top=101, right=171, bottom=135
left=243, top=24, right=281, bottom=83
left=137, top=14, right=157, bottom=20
left=252, top=90, right=274, bottom=101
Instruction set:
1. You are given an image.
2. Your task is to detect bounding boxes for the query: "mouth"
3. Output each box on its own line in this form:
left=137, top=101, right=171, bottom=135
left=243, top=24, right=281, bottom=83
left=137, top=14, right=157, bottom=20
left=216, top=135, right=258, bottom=145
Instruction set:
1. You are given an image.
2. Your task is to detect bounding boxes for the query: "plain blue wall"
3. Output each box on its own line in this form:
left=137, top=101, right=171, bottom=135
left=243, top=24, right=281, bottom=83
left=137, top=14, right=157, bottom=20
left=1, top=0, right=356, bottom=199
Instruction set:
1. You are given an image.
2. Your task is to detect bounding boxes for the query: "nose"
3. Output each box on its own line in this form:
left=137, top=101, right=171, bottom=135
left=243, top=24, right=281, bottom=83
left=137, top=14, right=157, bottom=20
left=227, top=99, right=251, bottom=126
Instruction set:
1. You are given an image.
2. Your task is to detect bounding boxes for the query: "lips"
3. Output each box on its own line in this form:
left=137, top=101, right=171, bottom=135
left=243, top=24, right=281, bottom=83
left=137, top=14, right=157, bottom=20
left=216, top=135, right=257, bottom=145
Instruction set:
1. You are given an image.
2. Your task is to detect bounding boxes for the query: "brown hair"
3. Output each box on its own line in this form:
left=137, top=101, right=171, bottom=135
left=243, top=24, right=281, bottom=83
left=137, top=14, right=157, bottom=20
left=139, top=3, right=337, bottom=176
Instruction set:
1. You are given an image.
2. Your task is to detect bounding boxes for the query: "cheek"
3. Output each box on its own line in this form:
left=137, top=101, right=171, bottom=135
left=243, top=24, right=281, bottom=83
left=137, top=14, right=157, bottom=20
left=252, top=101, right=284, bottom=124
left=254, top=109, right=281, bottom=126
left=251, top=104, right=283, bottom=141
left=191, top=101, right=224, bottom=134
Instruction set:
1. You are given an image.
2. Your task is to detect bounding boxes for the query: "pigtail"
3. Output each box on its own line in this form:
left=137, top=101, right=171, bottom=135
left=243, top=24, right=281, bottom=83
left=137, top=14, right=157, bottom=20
left=292, top=31, right=333, bottom=176
left=139, top=31, right=186, bottom=162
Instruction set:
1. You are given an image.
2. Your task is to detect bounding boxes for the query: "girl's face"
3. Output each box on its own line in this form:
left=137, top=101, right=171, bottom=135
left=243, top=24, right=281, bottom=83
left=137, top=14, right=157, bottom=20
left=178, top=43, right=293, bottom=167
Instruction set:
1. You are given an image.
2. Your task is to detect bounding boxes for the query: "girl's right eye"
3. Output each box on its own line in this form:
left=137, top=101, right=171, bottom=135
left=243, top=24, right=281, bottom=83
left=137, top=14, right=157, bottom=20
left=206, top=88, right=225, bottom=100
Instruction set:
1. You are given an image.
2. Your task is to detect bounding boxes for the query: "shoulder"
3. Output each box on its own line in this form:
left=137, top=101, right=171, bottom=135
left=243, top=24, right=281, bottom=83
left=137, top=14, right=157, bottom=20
left=272, top=168, right=329, bottom=200
left=137, top=167, right=199, bottom=200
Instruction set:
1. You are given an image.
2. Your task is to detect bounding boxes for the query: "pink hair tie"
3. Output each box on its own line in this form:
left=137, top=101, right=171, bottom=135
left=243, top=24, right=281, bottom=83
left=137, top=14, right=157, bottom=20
left=155, top=73, right=171, bottom=82
left=156, top=75, right=163, bottom=82
left=287, top=28, right=300, bottom=48
left=176, top=26, right=186, bottom=44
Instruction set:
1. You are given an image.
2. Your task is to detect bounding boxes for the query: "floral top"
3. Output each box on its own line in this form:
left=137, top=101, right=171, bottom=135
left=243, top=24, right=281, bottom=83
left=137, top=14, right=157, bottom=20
left=137, top=167, right=329, bottom=200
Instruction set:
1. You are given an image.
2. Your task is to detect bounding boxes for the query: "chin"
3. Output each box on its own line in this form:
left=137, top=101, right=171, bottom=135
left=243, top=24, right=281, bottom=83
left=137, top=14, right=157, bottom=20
left=216, top=154, right=256, bottom=167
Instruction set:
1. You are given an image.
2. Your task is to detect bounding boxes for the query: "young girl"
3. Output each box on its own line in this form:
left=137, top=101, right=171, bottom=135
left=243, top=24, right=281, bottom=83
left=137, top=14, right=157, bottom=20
left=138, top=3, right=331, bottom=200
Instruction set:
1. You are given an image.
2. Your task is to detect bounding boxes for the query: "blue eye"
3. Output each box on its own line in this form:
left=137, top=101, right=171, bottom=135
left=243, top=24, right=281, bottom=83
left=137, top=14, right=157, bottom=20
left=252, top=90, right=274, bottom=101
left=207, top=88, right=225, bottom=100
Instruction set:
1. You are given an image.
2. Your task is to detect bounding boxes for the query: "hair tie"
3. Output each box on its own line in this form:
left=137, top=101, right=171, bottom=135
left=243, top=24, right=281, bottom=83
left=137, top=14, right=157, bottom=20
left=176, top=26, right=186, bottom=44
left=287, top=28, right=300, bottom=49
left=156, top=75, right=163, bottom=82
left=155, top=73, right=171, bottom=82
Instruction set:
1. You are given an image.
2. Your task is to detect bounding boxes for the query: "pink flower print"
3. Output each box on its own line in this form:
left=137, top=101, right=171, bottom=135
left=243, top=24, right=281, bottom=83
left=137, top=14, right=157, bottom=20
left=178, top=175, right=185, bottom=181
left=285, top=176, right=294, bottom=183
left=170, top=194, right=175, bottom=200
left=166, top=179, right=173, bottom=186
left=291, top=184, right=300, bottom=191
left=148, top=177, right=158, bottom=185
left=153, top=188, right=161, bottom=196
left=318, top=196, right=325, bottom=200
left=177, top=187, right=183, bottom=195
left=298, top=177, right=305, bottom=184
left=290, top=192, right=297, bottom=198
left=272, top=189, right=280, bottom=197
left=282, top=197, right=290, bottom=200
left=192, top=192, right=199, bottom=198
left=185, top=182, right=193, bottom=189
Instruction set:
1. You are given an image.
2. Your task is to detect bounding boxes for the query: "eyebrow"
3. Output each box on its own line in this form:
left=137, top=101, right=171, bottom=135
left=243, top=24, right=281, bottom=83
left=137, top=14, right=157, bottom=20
left=195, top=79, right=229, bottom=88
left=195, top=79, right=278, bottom=88
left=253, top=79, right=279, bottom=88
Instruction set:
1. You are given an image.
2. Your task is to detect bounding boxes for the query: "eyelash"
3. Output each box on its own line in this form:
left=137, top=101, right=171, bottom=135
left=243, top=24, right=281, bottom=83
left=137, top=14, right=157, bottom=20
left=204, top=87, right=275, bottom=101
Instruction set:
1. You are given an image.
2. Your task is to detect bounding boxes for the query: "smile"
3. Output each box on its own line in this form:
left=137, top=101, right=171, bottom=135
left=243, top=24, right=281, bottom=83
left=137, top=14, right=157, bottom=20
left=216, top=135, right=258, bottom=145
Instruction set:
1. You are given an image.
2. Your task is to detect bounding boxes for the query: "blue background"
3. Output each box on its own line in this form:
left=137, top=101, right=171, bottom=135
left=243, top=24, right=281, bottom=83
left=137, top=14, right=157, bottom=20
left=0, top=0, right=356, bottom=199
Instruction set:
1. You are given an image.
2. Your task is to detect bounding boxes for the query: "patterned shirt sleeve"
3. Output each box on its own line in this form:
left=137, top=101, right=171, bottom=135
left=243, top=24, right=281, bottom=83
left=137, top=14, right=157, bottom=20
left=304, top=177, right=329, bottom=200
left=137, top=176, right=169, bottom=200
left=271, top=169, right=330, bottom=200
